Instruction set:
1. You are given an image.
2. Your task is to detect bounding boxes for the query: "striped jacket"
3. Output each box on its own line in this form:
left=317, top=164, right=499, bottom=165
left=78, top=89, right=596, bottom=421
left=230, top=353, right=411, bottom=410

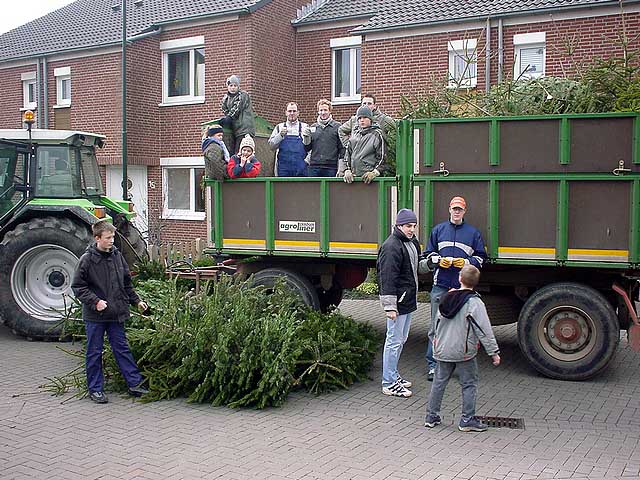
left=425, top=221, right=487, bottom=289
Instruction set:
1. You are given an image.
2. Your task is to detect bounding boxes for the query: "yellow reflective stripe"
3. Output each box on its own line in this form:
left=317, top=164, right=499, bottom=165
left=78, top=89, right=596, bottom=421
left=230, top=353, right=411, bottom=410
left=567, top=249, right=629, bottom=257
left=329, top=242, right=378, bottom=249
left=223, top=238, right=266, bottom=246
left=498, top=247, right=556, bottom=255
left=274, top=240, right=320, bottom=247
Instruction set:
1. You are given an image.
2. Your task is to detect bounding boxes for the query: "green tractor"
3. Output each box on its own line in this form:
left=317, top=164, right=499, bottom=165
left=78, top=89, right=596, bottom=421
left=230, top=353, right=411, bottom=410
left=0, top=121, right=147, bottom=339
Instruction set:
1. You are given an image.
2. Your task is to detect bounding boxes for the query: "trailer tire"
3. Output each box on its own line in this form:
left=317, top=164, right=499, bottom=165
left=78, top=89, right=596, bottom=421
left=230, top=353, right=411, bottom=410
left=0, top=217, right=93, bottom=340
left=251, top=268, right=321, bottom=310
left=517, top=282, right=619, bottom=380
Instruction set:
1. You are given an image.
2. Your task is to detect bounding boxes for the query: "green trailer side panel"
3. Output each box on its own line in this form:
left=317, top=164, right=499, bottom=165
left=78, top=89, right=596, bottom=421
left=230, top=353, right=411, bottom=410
left=500, top=120, right=559, bottom=172
left=433, top=122, right=490, bottom=173
left=567, top=181, right=631, bottom=261
left=220, top=182, right=266, bottom=250
left=329, top=181, right=380, bottom=255
left=273, top=182, right=321, bottom=252
left=570, top=117, right=635, bottom=173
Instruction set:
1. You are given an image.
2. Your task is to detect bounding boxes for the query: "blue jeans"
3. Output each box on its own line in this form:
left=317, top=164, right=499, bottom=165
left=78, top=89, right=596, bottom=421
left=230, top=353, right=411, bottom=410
left=85, top=321, right=143, bottom=393
left=426, top=285, right=449, bottom=370
left=426, top=358, right=479, bottom=421
left=382, top=312, right=412, bottom=387
left=308, top=166, right=337, bottom=177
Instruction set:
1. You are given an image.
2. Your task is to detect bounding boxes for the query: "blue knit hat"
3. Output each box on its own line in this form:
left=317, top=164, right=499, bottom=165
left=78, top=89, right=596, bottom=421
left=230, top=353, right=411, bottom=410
left=207, top=125, right=223, bottom=136
left=395, top=208, right=417, bottom=225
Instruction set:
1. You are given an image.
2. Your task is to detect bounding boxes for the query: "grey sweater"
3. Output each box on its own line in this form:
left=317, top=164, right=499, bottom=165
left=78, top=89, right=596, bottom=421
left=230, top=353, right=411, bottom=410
left=429, top=290, right=499, bottom=362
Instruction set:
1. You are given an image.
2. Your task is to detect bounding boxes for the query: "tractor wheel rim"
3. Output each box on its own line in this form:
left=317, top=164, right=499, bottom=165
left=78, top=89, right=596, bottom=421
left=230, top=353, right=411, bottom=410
left=537, top=305, right=597, bottom=361
left=11, top=244, right=78, bottom=321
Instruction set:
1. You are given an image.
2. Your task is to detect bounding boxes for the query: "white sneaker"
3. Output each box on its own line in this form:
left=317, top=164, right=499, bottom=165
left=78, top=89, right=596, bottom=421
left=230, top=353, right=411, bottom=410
left=382, top=380, right=412, bottom=397
left=398, top=376, right=412, bottom=388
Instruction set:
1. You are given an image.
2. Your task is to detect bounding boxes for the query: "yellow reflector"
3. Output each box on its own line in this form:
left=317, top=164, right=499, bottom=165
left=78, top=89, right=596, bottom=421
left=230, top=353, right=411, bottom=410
left=94, top=206, right=106, bottom=218
left=23, top=110, right=35, bottom=124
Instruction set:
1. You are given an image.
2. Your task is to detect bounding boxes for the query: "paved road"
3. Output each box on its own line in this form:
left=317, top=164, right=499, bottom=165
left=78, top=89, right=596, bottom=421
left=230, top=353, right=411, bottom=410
left=1, top=300, right=639, bottom=480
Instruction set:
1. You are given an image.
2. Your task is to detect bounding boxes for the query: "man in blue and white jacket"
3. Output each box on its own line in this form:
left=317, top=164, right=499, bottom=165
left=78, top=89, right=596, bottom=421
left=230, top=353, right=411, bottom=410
left=423, top=196, right=487, bottom=380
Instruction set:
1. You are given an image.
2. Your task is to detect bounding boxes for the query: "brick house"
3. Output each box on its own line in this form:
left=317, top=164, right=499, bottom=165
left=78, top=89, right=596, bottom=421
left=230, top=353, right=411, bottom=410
left=0, top=0, right=638, bottom=243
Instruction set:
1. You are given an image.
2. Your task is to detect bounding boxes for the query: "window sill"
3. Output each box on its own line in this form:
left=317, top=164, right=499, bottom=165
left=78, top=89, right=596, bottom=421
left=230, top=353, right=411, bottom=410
left=446, top=83, right=477, bottom=90
left=53, top=104, right=71, bottom=109
left=162, top=211, right=206, bottom=221
left=20, top=106, right=37, bottom=111
left=158, top=98, right=205, bottom=107
left=331, top=96, right=361, bottom=106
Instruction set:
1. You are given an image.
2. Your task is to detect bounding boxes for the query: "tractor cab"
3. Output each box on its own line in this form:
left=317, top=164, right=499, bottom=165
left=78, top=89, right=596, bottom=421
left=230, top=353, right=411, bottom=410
left=0, top=129, right=106, bottom=223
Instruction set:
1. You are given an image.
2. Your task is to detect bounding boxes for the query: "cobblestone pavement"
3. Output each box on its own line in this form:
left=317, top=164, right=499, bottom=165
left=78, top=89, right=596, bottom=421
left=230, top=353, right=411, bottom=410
left=1, top=299, right=639, bottom=480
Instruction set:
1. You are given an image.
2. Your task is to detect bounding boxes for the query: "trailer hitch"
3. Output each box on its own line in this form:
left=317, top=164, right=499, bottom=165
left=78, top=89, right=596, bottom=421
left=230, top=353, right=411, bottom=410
left=612, top=282, right=640, bottom=351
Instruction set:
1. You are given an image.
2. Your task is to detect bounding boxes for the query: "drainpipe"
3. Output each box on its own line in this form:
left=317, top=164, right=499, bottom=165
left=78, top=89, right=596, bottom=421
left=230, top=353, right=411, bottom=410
left=485, top=17, right=491, bottom=92
left=35, top=57, right=42, bottom=128
left=498, top=18, right=504, bottom=83
left=42, top=57, right=49, bottom=128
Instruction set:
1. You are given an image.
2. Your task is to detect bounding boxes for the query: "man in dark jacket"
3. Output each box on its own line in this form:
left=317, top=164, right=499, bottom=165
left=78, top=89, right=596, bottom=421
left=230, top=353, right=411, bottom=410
left=71, top=220, right=149, bottom=404
left=377, top=208, right=421, bottom=397
left=302, top=99, right=344, bottom=177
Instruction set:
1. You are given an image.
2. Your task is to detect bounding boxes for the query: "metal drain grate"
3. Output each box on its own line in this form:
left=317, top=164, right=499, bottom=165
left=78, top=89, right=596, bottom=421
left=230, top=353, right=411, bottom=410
left=476, top=416, right=525, bottom=429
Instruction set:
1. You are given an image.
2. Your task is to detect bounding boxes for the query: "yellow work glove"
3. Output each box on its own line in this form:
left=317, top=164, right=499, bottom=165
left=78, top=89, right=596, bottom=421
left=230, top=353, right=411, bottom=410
left=439, top=257, right=453, bottom=269
left=452, top=257, right=466, bottom=269
left=343, top=169, right=354, bottom=184
left=361, top=169, right=380, bottom=184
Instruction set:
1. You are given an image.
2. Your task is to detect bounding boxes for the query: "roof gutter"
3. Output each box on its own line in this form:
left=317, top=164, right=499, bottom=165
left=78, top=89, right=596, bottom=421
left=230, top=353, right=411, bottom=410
left=350, top=0, right=640, bottom=34
left=152, top=7, right=251, bottom=27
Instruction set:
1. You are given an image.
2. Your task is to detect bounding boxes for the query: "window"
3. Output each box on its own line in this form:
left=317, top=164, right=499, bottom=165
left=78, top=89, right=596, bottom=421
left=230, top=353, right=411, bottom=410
left=330, top=36, right=361, bottom=103
left=21, top=72, right=37, bottom=110
left=514, top=32, right=546, bottom=79
left=161, top=158, right=205, bottom=220
left=448, top=39, right=477, bottom=88
left=54, top=67, right=71, bottom=107
left=160, top=36, right=205, bottom=105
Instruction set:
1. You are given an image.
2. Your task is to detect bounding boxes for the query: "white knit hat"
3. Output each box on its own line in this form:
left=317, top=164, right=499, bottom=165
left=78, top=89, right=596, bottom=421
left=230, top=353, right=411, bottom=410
left=238, top=134, right=255, bottom=153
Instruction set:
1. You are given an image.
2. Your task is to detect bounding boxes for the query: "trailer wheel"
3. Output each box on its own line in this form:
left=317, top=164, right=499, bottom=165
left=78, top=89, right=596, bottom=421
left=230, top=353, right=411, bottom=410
left=317, top=284, right=344, bottom=313
left=251, top=268, right=321, bottom=310
left=517, top=282, right=619, bottom=380
left=0, top=217, right=92, bottom=339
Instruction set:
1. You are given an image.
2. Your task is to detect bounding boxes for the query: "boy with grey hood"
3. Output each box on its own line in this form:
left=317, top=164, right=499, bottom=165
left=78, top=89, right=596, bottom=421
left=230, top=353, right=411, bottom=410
left=424, top=264, right=501, bottom=432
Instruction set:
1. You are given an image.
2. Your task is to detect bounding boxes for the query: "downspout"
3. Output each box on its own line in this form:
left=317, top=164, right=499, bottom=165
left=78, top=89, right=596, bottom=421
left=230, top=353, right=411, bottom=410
left=498, top=18, right=504, bottom=83
left=485, top=17, right=491, bottom=92
left=42, top=57, right=49, bottom=128
left=36, top=57, right=42, bottom=128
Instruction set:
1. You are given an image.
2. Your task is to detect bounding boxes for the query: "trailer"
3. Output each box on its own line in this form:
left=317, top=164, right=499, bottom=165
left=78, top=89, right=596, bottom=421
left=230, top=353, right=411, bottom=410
left=206, top=112, right=640, bottom=381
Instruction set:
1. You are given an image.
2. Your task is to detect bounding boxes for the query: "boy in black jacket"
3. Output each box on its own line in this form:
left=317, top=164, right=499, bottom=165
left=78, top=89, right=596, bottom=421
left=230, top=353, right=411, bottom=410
left=377, top=209, right=420, bottom=397
left=71, top=220, right=149, bottom=404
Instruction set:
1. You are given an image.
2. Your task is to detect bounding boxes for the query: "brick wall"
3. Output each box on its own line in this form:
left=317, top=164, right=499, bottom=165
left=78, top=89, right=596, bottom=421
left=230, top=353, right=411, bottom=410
left=0, top=64, right=38, bottom=128
left=295, top=26, right=359, bottom=124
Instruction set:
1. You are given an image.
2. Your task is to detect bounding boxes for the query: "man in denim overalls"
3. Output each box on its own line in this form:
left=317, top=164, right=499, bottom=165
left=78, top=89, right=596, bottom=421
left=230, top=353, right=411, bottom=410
left=268, top=102, right=309, bottom=176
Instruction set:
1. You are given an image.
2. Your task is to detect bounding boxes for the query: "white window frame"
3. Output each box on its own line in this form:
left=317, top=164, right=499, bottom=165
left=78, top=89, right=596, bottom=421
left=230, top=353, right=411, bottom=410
left=514, top=32, right=546, bottom=79
left=160, top=36, right=205, bottom=106
left=54, top=67, right=71, bottom=107
left=330, top=36, right=362, bottom=104
left=160, top=157, right=206, bottom=220
left=448, top=39, right=478, bottom=88
left=21, top=72, right=37, bottom=110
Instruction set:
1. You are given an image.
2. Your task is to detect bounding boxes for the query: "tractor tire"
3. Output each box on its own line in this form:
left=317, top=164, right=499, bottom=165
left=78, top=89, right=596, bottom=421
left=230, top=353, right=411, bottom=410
left=517, top=282, right=619, bottom=380
left=0, top=217, right=93, bottom=339
left=251, top=268, right=321, bottom=310
left=115, top=222, right=148, bottom=268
